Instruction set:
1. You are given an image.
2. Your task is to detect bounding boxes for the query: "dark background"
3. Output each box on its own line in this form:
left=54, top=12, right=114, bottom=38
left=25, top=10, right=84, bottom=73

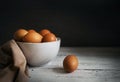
left=0, top=0, right=120, bottom=46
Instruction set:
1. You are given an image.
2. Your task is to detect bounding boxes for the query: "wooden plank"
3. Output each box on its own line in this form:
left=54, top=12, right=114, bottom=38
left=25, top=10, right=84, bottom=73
left=29, top=47, right=120, bottom=82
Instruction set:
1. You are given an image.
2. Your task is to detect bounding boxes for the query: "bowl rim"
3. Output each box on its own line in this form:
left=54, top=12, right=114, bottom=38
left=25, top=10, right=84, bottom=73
left=16, top=37, right=61, bottom=44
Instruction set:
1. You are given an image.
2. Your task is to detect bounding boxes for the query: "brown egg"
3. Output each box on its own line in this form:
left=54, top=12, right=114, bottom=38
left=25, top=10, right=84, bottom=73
left=23, top=31, right=43, bottom=43
left=28, top=29, right=36, bottom=33
left=39, top=29, right=51, bottom=36
left=42, top=33, right=56, bottom=42
left=63, top=55, right=78, bottom=73
left=14, top=29, right=28, bottom=41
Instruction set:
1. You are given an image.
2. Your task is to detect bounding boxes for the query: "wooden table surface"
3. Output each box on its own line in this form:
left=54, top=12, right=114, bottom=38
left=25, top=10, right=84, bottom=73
left=29, top=47, right=120, bottom=82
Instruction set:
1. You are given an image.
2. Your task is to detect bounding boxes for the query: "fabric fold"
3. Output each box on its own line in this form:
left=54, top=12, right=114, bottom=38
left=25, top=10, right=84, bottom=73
left=0, top=39, right=29, bottom=82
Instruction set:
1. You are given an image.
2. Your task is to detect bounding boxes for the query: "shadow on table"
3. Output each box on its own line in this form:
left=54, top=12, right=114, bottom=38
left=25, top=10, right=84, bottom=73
left=52, top=67, right=67, bottom=74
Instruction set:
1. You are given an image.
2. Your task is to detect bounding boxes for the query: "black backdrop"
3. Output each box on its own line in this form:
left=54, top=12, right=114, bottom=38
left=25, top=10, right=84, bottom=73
left=0, top=0, right=120, bottom=46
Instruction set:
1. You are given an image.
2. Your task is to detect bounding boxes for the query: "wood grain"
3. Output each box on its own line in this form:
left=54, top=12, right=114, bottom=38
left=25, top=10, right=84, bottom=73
left=29, top=47, right=120, bottom=82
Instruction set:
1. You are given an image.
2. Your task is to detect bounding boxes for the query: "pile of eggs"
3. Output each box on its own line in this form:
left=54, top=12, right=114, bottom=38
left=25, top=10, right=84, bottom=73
left=14, top=29, right=57, bottom=43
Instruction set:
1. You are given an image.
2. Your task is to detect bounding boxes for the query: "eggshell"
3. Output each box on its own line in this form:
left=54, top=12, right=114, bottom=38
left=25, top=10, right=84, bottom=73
left=63, top=55, right=78, bottom=73
left=28, top=29, right=36, bottom=33
left=23, top=31, right=43, bottom=43
left=42, top=33, right=56, bottom=42
left=39, top=29, right=51, bottom=36
left=14, top=29, right=28, bottom=41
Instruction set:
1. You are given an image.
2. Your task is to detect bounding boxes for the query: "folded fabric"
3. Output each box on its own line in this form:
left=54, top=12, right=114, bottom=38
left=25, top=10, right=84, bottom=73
left=0, top=39, right=29, bottom=82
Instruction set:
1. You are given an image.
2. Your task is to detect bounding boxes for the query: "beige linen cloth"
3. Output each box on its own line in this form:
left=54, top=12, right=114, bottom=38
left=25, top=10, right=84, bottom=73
left=0, top=39, right=29, bottom=82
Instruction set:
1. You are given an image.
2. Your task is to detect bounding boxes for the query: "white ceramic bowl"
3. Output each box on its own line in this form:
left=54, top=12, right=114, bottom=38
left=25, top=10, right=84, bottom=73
left=17, top=38, right=61, bottom=67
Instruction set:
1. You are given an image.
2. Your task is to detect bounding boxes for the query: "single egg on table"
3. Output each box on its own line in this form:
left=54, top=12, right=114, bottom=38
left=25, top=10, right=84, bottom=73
left=63, top=55, right=79, bottom=73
